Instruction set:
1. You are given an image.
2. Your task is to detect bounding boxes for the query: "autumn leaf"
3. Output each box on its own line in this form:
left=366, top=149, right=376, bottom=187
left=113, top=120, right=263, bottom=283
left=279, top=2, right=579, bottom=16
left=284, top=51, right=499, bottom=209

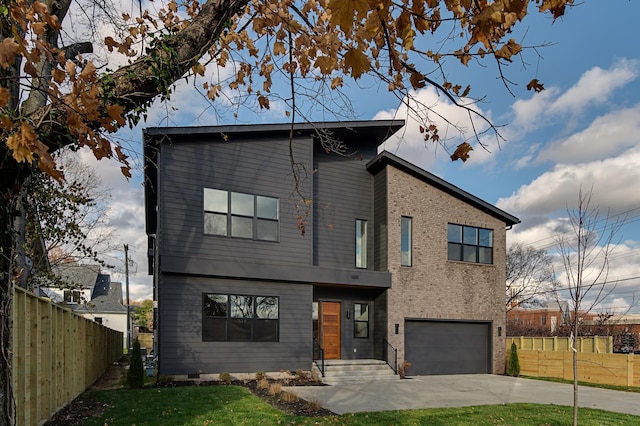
left=331, top=77, right=343, bottom=89
left=0, top=87, right=9, bottom=107
left=273, top=41, right=286, bottom=55
left=0, top=37, right=20, bottom=68
left=314, top=56, right=335, bottom=75
left=450, top=142, right=474, bottom=162
left=495, top=39, right=522, bottom=62
left=526, top=78, right=545, bottom=92
left=6, top=122, right=39, bottom=163
left=257, top=95, right=270, bottom=109
left=343, top=48, right=371, bottom=79
left=328, top=0, right=368, bottom=33
left=409, top=72, right=426, bottom=89
left=107, top=104, right=126, bottom=126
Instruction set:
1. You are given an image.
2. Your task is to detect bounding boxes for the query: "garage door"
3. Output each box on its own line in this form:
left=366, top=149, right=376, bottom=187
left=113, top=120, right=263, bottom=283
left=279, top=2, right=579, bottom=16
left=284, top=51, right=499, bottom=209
left=405, top=320, right=491, bottom=375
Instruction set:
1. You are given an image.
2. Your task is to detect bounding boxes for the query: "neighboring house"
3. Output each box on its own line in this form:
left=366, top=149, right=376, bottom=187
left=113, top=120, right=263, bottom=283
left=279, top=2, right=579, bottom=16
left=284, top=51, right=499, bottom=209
left=38, top=264, right=129, bottom=349
left=75, top=274, right=129, bottom=349
left=37, top=263, right=101, bottom=305
left=143, top=120, right=520, bottom=377
left=507, top=306, right=569, bottom=334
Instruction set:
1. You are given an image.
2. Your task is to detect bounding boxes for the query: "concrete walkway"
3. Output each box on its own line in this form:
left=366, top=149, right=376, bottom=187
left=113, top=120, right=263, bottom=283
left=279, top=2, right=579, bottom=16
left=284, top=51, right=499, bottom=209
left=284, top=375, right=640, bottom=416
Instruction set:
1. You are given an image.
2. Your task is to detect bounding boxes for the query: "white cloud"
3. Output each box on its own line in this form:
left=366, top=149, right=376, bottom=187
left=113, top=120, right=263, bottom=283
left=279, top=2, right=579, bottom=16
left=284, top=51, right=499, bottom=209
left=550, top=59, right=638, bottom=115
left=497, top=147, right=640, bottom=217
left=537, top=105, right=640, bottom=163
left=373, top=86, right=492, bottom=169
left=509, top=59, right=639, bottom=140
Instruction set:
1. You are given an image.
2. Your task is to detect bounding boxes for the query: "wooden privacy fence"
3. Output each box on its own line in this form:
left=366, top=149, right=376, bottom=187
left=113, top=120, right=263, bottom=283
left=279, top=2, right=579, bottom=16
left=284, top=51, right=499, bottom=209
left=515, top=350, right=639, bottom=387
left=12, top=286, right=123, bottom=426
left=507, top=336, right=613, bottom=353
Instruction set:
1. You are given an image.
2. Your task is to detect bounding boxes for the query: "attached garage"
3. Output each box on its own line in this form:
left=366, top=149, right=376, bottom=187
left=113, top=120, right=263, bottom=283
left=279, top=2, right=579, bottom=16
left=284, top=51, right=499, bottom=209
left=404, top=320, right=491, bottom=375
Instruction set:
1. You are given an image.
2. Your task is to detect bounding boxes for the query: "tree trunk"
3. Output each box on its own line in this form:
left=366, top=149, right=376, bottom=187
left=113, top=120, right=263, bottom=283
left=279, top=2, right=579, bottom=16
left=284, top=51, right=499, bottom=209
left=572, top=311, right=579, bottom=426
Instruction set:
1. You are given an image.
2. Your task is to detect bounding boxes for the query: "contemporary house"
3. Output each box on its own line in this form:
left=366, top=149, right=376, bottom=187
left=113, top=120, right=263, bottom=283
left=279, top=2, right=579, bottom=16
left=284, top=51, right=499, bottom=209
left=143, top=120, right=520, bottom=377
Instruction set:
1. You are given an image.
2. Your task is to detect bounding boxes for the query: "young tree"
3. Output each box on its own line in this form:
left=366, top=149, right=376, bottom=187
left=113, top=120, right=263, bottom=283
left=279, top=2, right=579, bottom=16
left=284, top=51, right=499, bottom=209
left=506, top=243, right=557, bottom=310
left=1, top=1, right=575, bottom=423
left=554, top=188, right=624, bottom=426
left=25, top=150, right=116, bottom=291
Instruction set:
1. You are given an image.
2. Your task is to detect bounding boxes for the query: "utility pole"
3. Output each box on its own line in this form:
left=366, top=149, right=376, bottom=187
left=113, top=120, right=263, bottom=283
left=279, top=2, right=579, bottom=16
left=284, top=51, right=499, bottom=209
left=124, top=244, right=131, bottom=351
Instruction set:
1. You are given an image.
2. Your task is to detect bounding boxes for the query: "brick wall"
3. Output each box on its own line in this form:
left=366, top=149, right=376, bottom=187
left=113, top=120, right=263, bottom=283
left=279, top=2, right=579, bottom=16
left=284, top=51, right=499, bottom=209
left=384, top=165, right=508, bottom=374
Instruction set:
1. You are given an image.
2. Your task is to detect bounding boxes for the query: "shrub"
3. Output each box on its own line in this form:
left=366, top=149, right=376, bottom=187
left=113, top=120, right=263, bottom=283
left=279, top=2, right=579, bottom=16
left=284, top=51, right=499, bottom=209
left=127, top=340, right=145, bottom=389
left=507, top=342, right=521, bottom=377
left=398, top=360, right=411, bottom=379
left=255, top=371, right=266, bottom=381
left=295, top=369, right=309, bottom=382
left=268, top=382, right=282, bottom=395
left=257, top=377, right=269, bottom=390
left=281, top=391, right=298, bottom=403
left=219, top=372, right=232, bottom=384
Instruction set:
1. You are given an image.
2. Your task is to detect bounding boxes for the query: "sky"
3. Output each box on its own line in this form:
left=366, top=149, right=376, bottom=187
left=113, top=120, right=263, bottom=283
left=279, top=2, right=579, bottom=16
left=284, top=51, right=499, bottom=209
left=69, top=1, right=640, bottom=314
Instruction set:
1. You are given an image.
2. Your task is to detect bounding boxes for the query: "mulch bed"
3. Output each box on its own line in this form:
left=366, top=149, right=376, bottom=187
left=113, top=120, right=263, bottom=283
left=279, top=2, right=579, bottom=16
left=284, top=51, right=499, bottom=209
left=45, top=360, right=334, bottom=425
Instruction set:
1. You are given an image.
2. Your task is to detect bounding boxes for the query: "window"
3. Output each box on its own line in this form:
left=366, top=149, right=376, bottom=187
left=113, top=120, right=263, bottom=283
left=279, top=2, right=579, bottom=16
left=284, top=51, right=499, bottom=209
left=204, top=188, right=279, bottom=241
left=541, top=315, right=547, bottom=325
left=355, top=219, right=367, bottom=268
left=447, top=224, right=493, bottom=264
left=354, top=303, right=369, bottom=338
left=202, top=293, right=279, bottom=342
left=64, top=290, right=82, bottom=304
left=401, top=216, right=412, bottom=266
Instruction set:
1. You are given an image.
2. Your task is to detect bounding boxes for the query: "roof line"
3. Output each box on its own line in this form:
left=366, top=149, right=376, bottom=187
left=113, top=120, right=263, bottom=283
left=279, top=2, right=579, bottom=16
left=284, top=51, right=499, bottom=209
left=366, top=151, right=520, bottom=226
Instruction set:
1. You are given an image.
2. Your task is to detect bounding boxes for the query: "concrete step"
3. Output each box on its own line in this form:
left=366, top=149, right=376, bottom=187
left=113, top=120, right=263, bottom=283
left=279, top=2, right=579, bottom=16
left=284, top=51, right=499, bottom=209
left=316, top=359, right=399, bottom=384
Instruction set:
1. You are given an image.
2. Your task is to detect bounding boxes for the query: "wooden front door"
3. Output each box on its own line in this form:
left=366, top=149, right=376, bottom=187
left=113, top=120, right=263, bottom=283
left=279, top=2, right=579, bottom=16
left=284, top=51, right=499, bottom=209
left=320, top=301, right=341, bottom=359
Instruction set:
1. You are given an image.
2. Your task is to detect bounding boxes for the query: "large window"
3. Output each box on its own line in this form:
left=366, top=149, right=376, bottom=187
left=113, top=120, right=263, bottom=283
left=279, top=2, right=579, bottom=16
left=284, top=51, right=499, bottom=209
left=447, top=224, right=493, bottom=264
left=203, top=293, right=279, bottom=342
left=355, top=219, right=367, bottom=268
left=204, top=188, right=279, bottom=241
left=401, top=216, right=412, bottom=266
left=64, top=290, right=82, bottom=304
left=354, top=303, right=369, bottom=338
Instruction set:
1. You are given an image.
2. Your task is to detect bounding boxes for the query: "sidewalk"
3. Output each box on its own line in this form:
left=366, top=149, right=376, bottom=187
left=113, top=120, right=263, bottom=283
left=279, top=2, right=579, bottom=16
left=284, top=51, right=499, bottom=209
left=284, top=375, right=640, bottom=416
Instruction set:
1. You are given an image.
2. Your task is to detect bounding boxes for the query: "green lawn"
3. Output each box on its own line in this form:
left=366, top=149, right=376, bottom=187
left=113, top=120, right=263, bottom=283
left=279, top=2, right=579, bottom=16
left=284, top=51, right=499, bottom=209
left=80, top=385, right=640, bottom=425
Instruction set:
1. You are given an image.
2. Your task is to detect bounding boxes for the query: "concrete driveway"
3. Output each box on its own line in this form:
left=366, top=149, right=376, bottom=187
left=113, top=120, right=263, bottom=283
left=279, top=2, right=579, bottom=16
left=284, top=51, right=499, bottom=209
left=284, top=375, right=640, bottom=416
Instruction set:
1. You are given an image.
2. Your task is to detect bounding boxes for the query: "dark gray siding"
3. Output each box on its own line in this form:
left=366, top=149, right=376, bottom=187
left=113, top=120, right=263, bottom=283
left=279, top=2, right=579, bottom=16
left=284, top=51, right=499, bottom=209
left=313, top=151, right=375, bottom=270
left=158, top=136, right=314, bottom=276
left=158, top=274, right=313, bottom=375
left=372, top=169, right=388, bottom=272
left=314, top=286, right=385, bottom=359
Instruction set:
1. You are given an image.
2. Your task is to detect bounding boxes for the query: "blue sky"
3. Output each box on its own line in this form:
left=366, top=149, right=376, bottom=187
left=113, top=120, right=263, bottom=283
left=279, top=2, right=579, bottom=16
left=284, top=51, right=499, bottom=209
left=77, top=2, right=640, bottom=313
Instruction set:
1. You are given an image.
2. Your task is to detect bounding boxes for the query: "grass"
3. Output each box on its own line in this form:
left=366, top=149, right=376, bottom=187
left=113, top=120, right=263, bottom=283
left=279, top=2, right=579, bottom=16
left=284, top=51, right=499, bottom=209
left=81, top=385, right=640, bottom=425
left=524, top=375, right=640, bottom=393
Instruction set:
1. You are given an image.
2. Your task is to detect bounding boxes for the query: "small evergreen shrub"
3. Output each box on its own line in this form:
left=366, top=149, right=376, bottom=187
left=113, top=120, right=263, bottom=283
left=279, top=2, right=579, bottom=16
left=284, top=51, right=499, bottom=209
left=127, top=339, right=145, bottom=388
left=219, top=372, right=232, bottom=384
left=507, top=342, right=521, bottom=377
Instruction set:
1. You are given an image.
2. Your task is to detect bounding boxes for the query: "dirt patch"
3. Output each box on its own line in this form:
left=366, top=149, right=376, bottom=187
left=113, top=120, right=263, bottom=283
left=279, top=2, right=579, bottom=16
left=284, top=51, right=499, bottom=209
left=45, top=361, right=333, bottom=425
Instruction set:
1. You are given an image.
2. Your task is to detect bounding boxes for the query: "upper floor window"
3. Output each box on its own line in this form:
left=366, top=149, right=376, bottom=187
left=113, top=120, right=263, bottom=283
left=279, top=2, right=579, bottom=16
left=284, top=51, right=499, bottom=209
left=204, top=188, right=279, bottom=241
left=447, top=224, right=493, bottom=264
left=401, top=216, right=412, bottom=266
left=355, top=219, right=367, bottom=268
left=64, top=290, right=82, bottom=304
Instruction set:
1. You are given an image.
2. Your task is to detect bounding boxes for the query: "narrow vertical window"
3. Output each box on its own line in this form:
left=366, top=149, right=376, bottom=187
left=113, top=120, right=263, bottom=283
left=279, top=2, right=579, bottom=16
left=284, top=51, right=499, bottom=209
left=355, top=219, right=367, bottom=268
left=401, top=216, right=412, bottom=266
left=354, top=303, right=369, bottom=338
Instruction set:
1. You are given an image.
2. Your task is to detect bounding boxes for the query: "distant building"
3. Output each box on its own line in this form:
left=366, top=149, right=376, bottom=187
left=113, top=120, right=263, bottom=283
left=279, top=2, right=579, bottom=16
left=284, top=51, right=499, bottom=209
left=38, top=264, right=129, bottom=349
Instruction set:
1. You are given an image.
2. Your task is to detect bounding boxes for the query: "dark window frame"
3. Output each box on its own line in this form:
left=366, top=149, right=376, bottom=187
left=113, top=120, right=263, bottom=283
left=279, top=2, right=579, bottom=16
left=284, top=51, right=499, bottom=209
left=447, top=223, right=494, bottom=264
left=202, top=293, right=279, bottom=342
left=353, top=303, right=369, bottom=339
left=203, top=188, right=280, bottom=242
left=355, top=219, right=368, bottom=269
left=401, top=216, right=412, bottom=267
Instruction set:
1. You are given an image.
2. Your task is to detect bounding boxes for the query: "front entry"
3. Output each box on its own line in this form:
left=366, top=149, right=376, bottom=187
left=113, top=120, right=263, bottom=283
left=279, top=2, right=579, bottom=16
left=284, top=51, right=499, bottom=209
left=320, top=301, right=341, bottom=359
